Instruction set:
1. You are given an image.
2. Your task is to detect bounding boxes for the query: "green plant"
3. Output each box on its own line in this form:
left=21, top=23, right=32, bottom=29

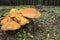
left=51, top=7, right=60, bottom=13
left=0, top=5, right=31, bottom=9
left=16, top=30, right=33, bottom=40
left=46, top=33, right=50, bottom=40
left=56, top=32, right=60, bottom=40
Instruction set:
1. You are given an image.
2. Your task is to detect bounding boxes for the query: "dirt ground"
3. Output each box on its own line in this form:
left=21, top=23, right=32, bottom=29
left=0, top=5, right=60, bottom=40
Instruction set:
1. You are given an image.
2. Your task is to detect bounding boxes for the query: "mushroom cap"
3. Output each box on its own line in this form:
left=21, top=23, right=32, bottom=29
left=1, top=21, right=20, bottom=31
left=19, top=17, right=29, bottom=25
left=8, top=10, right=30, bottom=25
left=14, top=15, right=30, bottom=25
left=1, top=17, right=12, bottom=25
left=8, top=9, right=30, bottom=25
left=19, top=8, right=41, bottom=18
left=8, top=8, right=21, bottom=17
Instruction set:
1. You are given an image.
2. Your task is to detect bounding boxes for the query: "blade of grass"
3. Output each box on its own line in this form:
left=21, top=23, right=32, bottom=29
left=46, top=33, right=50, bottom=40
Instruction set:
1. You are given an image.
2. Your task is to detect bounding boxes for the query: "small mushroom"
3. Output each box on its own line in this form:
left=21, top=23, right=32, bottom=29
left=8, top=8, right=30, bottom=25
left=1, top=21, right=20, bottom=31
left=14, top=16, right=30, bottom=25
left=19, top=8, right=41, bottom=18
left=12, top=12, right=30, bottom=25
left=1, top=17, right=12, bottom=25
left=8, top=8, right=20, bottom=17
left=8, top=9, right=30, bottom=25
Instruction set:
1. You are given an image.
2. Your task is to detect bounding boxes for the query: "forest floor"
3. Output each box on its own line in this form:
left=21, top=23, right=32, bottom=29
left=0, top=5, right=60, bottom=40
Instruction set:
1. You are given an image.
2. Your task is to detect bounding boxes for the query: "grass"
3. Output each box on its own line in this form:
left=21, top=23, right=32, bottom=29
left=0, top=5, right=31, bottom=9
left=46, top=33, right=50, bottom=40
left=51, top=6, right=60, bottom=13
left=16, top=29, right=33, bottom=40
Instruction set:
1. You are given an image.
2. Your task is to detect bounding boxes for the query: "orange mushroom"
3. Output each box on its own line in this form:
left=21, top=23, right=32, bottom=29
left=12, top=12, right=30, bottom=25
left=1, top=21, right=20, bottom=31
left=1, top=8, right=41, bottom=31
left=19, top=8, right=41, bottom=18
left=7, top=8, right=20, bottom=17
left=1, top=17, right=12, bottom=25
left=8, top=8, right=30, bottom=25
left=1, top=8, right=30, bottom=31
left=14, top=16, right=30, bottom=25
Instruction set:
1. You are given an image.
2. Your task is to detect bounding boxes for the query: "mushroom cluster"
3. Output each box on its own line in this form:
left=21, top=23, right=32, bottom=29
left=1, top=8, right=41, bottom=31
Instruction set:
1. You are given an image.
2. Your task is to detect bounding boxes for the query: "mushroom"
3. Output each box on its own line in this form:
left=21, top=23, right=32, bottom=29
left=1, top=8, right=30, bottom=31
left=1, top=21, right=20, bottom=31
left=1, top=8, right=41, bottom=31
left=1, top=17, right=12, bottom=25
left=14, top=16, right=30, bottom=25
left=12, top=12, right=30, bottom=25
left=8, top=8, right=30, bottom=25
left=19, top=8, right=41, bottom=18
left=7, top=8, right=20, bottom=17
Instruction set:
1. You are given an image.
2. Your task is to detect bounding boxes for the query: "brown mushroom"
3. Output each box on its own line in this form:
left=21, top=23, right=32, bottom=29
left=19, top=8, right=41, bottom=18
